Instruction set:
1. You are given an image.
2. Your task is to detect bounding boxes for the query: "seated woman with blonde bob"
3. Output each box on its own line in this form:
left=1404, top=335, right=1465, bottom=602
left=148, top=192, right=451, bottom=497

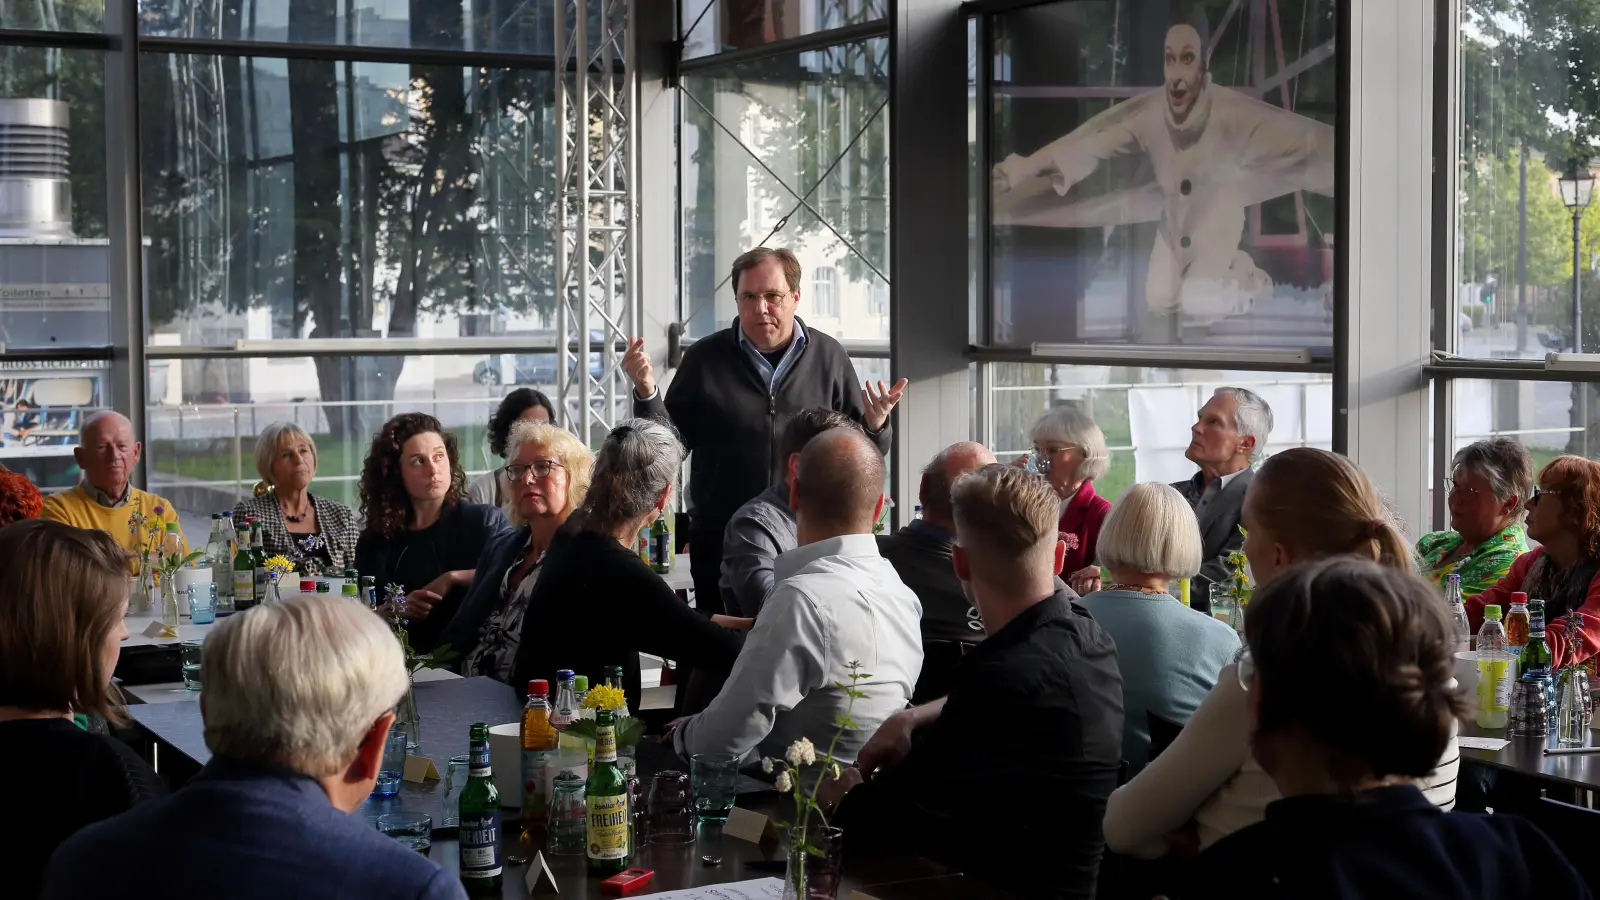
left=1103, top=448, right=1460, bottom=859
left=233, top=422, right=360, bottom=571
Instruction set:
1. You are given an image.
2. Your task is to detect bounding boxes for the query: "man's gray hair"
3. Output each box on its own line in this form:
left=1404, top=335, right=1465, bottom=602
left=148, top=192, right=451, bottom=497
left=202, top=593, right=408, bottom=778
left=1452, top=438, right=1534, bottom=522
left=1214, top=386, right=1273, bottom=464
left=583, top=418, right=684, bottom=531
left=1028, top=404, right=1110, bottom=482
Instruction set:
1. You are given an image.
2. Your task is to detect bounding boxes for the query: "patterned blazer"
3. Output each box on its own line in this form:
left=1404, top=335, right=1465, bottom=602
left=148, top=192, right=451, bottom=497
left=232, top=492, right=360, bottom=570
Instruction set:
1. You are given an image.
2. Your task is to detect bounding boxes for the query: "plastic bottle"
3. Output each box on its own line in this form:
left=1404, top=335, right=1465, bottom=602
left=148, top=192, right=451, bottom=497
left=1476, top=604, right=1512, bottom=729
left=1506, top=592, right=1531, bottom=677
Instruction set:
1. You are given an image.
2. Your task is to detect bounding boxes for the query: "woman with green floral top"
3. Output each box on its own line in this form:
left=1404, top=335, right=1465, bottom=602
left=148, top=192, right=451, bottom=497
left=1416, top=439, right=1533, bottom=596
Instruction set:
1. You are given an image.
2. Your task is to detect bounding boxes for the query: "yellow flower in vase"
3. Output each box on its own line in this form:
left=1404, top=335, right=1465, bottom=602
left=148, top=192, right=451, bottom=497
left=579, top=684, right=627, bottom=712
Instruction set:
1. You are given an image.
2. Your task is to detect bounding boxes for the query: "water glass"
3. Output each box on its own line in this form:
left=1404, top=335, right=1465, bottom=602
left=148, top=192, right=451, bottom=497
left=546, top=773, right=588, bottom=856
left=648, top=770, right=694, bottom=844
left=377, top=812, right=433, bottom=854
left=439, top=754, right=469, bottom=828
left=179, top=641, right=204, bottom=692
left=188, top=583, right=217, bottom=624
left=373, top=728, right=407, bottom=797
left=1208, top=584, right=1238, bottom=628
left=690, top=752, right=739, bottom=822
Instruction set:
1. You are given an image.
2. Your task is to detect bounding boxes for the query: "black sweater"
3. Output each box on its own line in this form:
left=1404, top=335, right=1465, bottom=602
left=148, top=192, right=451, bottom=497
left=354, top=500, right=510, bottom=653
left=510, top=529, right=745, bottom=712
left=634, top=319, right=892, bottom=527
left=3, top=717, right=166, bottom=898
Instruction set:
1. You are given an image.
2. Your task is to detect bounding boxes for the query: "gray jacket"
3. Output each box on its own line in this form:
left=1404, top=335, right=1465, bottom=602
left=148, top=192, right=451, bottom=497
left=1171, top=467, right=1253, bottom=611
left=718, top=484, right=797, bottom=617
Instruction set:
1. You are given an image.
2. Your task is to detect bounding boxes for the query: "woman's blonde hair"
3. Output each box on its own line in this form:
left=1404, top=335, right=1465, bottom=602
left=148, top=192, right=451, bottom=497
left=255, top=422, right=318, bottom=486
left=1097, top=482, right=1204, bottom=580
left=1251, top=447, right=1414, bottom=574
left=504, top=420, right=594, bottom=525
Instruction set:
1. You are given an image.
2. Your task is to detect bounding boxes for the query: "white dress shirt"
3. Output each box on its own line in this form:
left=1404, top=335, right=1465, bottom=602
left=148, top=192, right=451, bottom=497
left=673, top=533, right=924, bottom=768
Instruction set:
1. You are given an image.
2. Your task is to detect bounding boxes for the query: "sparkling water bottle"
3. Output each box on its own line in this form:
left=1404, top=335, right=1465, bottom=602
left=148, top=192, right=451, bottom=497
left=1444, top=574, right=1470, bottom=657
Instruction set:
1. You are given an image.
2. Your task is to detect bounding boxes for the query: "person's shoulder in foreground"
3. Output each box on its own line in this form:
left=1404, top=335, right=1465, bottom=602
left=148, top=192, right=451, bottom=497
left=42, top=761, right=467, bottom=900
left=1186, top=784, right=1590, bottom=900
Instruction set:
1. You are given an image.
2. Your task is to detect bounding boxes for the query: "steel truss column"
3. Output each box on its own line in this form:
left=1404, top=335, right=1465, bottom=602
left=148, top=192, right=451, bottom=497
left=554, top=0, right=637, bottom=445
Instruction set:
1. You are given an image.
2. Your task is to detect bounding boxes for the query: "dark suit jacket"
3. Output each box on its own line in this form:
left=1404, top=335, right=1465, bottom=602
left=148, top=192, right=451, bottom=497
left=43, top=758, right=467, bottom=900
left=1172, top=468, right=1253, bottom=613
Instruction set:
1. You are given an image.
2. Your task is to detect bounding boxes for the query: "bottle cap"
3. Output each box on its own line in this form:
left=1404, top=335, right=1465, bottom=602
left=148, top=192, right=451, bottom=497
left=164, top=521, right=179, bottom=532
left=556, top=669, right=575, bottom=680
left=1512, top=592, right=1528, bottom=605
left=529, top=679, right=549, bottom=695
left=222, top=510, right=233, bottom=517
left=573, top=675, right=590, bottom=692
left=300, top=579, right=315, bottom=592
left=1484, top=604, right=1502, bottom=619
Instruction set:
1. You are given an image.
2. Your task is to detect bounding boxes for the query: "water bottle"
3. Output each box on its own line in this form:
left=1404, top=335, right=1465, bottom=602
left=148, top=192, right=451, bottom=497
left=1444, top=574, right=1471, bottom=657
left=1475, top=604, right=1511, bottom=729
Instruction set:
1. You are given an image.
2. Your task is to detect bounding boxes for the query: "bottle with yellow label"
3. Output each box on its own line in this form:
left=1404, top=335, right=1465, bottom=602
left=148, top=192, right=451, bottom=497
left=1476, top=604, right=1511, bottom=729
left=584, top=708, right=631, bottom=875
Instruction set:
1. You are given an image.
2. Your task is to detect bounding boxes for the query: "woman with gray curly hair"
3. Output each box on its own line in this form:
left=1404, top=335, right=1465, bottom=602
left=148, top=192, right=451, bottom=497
left=1024, top=404, right=1114, bottom=594
left=1416, top=438, right=1532, bottom=597
left=509, top=419, right=748, bottom=711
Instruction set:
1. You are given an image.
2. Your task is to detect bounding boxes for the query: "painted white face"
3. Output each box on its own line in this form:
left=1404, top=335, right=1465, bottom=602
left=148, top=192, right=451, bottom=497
left=1164, top=24, right=1205, bottom=123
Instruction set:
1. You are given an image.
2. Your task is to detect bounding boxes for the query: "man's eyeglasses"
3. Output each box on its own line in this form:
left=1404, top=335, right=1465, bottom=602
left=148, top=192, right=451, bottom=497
left=1234, top=646, right=1255, bottom=692
left=736, top=290, right=792, bottom=306
left=503, top=460, right=564, bottom=481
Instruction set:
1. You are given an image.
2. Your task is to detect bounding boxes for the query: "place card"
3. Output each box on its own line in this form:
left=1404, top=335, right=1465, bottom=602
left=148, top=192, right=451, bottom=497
left=140, top=620, right=168, bottom=638
left=401, top=755, right=440, bottom=782
left=1459, top=736, right=1510, bottom=751
left=630, top=880, right=781, bottom=899
left=722, top=806, right=775, bottom=844
left=525, top=851, right=558, bottom=894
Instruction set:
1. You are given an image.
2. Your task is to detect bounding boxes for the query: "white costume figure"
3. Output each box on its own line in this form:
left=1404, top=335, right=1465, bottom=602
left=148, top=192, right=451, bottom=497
left=992, top=20, right=1334, bottom=340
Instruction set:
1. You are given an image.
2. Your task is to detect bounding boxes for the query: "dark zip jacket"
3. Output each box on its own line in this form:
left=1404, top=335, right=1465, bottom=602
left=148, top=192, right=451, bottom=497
left=633, top=317, right=891, bottom=528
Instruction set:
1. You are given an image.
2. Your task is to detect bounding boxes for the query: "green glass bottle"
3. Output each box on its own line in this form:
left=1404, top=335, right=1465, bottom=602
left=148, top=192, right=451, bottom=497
left=232, top=524, right=257, bottom=611
left=458, top=722, right=503, bottom=895
left=650, top=516, right=671, bottom=573
left=585, top=708, right=631, bottom=876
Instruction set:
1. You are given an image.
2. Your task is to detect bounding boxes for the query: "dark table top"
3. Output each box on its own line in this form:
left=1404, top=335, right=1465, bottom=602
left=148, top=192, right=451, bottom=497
left=1459, top=721, right=1600, bottom=792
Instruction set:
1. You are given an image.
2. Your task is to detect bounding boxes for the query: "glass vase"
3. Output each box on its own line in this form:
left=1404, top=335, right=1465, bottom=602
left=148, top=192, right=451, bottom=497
left=782, top=825, right=843, bottom=900
left=395, top=677, right=420, bottom=751
left=159, top=573, right=181, bottom=637
left=131, top=566, right=154, bottom=615
left=264, top=572, right=284, bottom=604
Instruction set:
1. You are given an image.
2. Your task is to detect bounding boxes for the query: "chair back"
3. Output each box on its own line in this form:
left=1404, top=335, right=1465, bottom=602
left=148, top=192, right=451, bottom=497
left=1524, top=797, right=1600, bottom=888
left=1147, top=710, right=1185, bottom=763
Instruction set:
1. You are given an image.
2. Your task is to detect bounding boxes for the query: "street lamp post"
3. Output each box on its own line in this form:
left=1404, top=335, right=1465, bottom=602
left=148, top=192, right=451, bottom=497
left=1558, top=157, right=1596, bottom=352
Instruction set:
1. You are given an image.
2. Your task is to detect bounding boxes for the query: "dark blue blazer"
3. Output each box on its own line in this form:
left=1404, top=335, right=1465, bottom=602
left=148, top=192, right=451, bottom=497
left=437, top=524, right=532, bottom=676
left=42, top=758, right=467, bottom=900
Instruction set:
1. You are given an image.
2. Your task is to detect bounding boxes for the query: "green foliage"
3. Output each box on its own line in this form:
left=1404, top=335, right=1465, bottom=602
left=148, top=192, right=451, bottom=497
left=1459, top=149, right=1573, bottom=288
left=563, top=716, right=647, bottom=749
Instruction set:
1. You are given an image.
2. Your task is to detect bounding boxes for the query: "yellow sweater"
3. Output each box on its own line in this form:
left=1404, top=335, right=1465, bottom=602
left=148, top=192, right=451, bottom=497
left=40, top=484, right=188, bottom=569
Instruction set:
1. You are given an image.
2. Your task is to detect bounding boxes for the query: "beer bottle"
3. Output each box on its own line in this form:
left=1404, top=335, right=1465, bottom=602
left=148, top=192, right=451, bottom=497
left=232, top=524, right=257, bottom=611
left=249, top=519, right=268, bottom=600
left=603, top=664, right=631, bottom=718
left=650, top=516, right=671, bottom=573
left=459, top=722, right=503, bottom=895
left=1525, top=599, right=1554, bottom=678
left=585, top=708, right=631, bottom=876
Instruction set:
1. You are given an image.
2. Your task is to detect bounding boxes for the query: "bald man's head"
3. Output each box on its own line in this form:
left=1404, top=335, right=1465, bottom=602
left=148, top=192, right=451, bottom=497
left=75, top=411, right=140, bottom=498
left=919, top=441, right=996, bottom=527
left=792, top=428, right=885, bottom=538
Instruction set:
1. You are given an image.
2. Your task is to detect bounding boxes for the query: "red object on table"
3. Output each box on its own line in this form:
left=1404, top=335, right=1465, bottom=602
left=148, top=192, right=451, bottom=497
left=600, top=868, right=655, bottom=895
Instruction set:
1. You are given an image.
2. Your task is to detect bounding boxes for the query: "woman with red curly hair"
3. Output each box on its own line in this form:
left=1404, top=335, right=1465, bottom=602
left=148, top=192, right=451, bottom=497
left=0, top=465, right=43, bottom=526
left=354, top=413, right=509, bottom=653
left=1468, top=455, right=1600, bottom=668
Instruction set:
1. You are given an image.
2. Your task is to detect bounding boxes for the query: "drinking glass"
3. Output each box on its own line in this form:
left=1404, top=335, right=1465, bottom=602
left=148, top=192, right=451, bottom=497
left=439, top=754, right=469, bottom=828
left=187, top=583, right=217, bottom=625
left=690, top=752, right=739, bottom=822
left=377, top=812, right=433, bottom=854
left=648, top=770, right=694, bottom=844
left=373, top=728, right=407, bottom=797
left=1208, top=584, right=1238, bottom=629
left=546, top=773, right=588, bottom=856
left=179, top=641, right=204, bottom=691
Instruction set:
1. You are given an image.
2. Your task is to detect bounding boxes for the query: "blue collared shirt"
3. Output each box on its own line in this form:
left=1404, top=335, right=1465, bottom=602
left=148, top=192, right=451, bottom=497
left=674, top=533, right=924, bottom=768
left=737, top=318, right=807, bottom=393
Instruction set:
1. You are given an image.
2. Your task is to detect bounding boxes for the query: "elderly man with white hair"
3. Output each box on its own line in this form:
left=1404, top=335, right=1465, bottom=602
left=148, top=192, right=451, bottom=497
left=42, top=595, right=468, bottom=900
left=1079, top=482, right=1239, bottom=773
left=1172, top=386, right=1273, bottom=612
left=41, top=410, right=185, bottom=565
left=1025, top=405, right=1113, bottom=595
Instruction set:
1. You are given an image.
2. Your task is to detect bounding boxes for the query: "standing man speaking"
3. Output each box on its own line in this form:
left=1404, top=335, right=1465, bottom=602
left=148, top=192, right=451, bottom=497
left=623, top=247, right=906, bottom=615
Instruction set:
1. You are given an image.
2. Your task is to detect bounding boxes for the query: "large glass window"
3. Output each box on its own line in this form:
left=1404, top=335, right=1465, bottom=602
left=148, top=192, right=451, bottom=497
left=0, top=0, right=101, bottom=33
left=139, top=0, right=554, bottom=55
left=987, top=0, right=1337, bottom=351
left=988, top=363, right=1332, bottom=502
left=681, top=0, right=885, bottom=59
left=680, top=36, right=889, bottom=342
left=1452, top=378, right=1599, bottom=466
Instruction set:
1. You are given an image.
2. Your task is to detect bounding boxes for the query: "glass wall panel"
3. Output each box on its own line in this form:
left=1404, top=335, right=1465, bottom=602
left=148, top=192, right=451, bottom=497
left=139, top=0, right=556, bottom=55
left=680, top=36, right=888, bottom=341
left=0, top=0, right=101, bottom=33
left=681, top=0, right=884, bottom=59
left=1452, top=378, right=1600, bottom=465
left=1455, top=0, right=1600, bottom=360
left=988, top=362, right=1333, bottom=502
left=988, top=0, right=1337, bottom=350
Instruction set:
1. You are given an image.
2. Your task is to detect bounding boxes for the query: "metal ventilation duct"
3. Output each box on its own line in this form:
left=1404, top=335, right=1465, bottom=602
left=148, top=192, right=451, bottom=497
left=0, top=98, right=73, bottom=239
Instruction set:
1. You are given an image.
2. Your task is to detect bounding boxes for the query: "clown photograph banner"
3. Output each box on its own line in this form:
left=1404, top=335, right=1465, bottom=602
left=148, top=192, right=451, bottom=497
left=989, top=0, right=1337, bottom=351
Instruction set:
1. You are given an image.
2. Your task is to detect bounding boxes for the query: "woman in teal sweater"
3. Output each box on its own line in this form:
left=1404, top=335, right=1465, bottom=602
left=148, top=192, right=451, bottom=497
left=1080, top=482, right=1240, bottom=772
